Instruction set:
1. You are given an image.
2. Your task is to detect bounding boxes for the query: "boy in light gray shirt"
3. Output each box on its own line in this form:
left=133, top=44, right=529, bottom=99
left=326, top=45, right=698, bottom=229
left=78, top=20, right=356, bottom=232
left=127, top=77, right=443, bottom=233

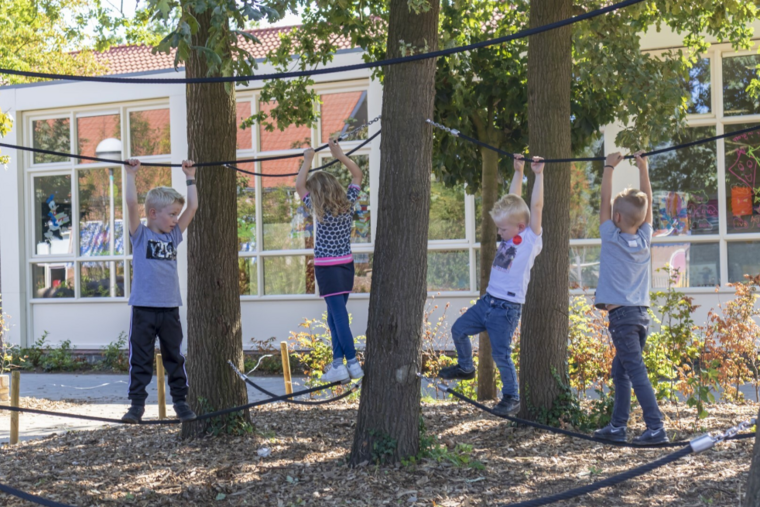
left=593, top=150, right=668, bottom=445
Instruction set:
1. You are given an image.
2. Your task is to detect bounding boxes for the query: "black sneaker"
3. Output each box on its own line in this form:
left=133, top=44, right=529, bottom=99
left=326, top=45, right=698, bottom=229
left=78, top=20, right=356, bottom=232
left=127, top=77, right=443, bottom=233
left=492, top=397, right=520, bottom=417
left=121, top=405, right=145, bottom=424
left=632, top=427, right=669, bottom=446
left=173, top=401, right=197, bottom=422
left=438, top=364, right=476, bottom=380
left=593, top=424, right=628, bottom=443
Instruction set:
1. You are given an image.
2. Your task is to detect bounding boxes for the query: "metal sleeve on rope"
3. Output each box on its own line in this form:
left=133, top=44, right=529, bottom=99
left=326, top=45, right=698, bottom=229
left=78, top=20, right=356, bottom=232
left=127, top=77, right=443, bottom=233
left=689, top=434, right=716, bottom=453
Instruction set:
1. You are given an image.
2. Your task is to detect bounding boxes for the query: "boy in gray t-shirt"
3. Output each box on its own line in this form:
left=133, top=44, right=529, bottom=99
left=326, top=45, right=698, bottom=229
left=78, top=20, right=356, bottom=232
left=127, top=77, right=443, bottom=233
left=593, top=151, right=668, bottom=446
left=121, top=158, right=198, bottom=424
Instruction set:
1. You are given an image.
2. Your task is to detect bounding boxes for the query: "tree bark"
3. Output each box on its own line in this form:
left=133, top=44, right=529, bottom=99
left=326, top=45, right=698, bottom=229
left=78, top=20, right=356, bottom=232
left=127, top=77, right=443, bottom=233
left=744, top=405, right=760, bottom=507
left=519, top=0, right=572, bottom=418
left=181, top=8, right=248, bottom=438
left=349, top=0, right=440, bottom=465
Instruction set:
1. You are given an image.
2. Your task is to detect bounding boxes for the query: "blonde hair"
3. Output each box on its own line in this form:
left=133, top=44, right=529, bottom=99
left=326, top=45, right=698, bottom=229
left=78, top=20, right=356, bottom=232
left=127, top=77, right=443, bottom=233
left=489, top=194, right=530, bottom=225
left=145, top=186, right=185, bottom=213
left=613, top=188, right=648, bottom=228
left=305, top=172, right=352, bottom=222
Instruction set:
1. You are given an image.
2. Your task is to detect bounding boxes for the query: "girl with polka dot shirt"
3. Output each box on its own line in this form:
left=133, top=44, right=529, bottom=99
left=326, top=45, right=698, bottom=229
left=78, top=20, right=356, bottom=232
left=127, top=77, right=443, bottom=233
left=296, top=139, right=364, bottom=384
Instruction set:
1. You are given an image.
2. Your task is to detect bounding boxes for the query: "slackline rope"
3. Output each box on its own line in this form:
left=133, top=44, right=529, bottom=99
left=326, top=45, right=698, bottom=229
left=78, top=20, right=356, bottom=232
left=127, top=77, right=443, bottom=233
left=0, top=0, right=646, bottom=84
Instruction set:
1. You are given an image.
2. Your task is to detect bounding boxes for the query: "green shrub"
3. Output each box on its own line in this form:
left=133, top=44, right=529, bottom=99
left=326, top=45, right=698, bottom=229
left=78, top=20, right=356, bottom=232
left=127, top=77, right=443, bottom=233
left=99, top=332, right=129, bottom=372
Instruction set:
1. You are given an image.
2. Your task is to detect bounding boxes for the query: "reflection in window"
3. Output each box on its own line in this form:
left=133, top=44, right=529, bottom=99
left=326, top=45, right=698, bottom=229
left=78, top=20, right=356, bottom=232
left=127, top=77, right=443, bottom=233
left=236, top=101, right=253, bottom=150
left=648, top=127, right=718, bottom=237
left=236, top=164, right=256, bottom=252
left=32, top=263, right=75, bottom=298
left=684, top=58, right=711, bottom=114
left=261, top=161, right=313, bottom=251
left=81, top=261, right=125, bottom=298
left=427, top=250, right=469, bottom=292
left=259, top=101, right=311, bottom=151
left=723, top=55, right=760, bottom=116
left=34, top=175, right=73, bottom=256
left=569, top=136, right=604, bottom=239
left=724, top=124, right=760, bottom=234
left=430, top=178, right=465, bottom=240
left=238, top=257, right=259, bottom=296
left=321, top=91, right=368, bottom=142
left=77, top=113, right=120, bottom=163
left=134, top=167, right=172, bottom=229
left=651, top=242, right=719, bottom=288
left=264, top=256, right=315, bottom=295
left=33, top=118, right=71, bottom=164
left=728, top=241, right=760, bottom=283
left=354, top=253, right=373, bottom=293
left=79, top=168, right=124, bottom=256
left=322, top=155, right=371, bottom=244
left=129, top=109, right=171, bottom=156
left=569, top=245, right=601, bottom=289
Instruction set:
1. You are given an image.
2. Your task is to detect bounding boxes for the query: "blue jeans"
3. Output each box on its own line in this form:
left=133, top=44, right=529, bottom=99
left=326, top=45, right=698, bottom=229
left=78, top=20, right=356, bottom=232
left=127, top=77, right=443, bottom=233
left=609, top=306, right=663, bottom=430
left=325, top=294, right=356, bottom=362
left=451, top=294, right=521, bottom=399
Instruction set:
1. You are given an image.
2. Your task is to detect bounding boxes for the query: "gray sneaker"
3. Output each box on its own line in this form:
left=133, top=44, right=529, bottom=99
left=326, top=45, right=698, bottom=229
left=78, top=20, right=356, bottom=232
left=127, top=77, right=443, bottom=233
left=593, top=424, right=628, bottom=443
left=492, top=397, right=520, bottom=417
left=121, top=405, right=145, bottom=424
left=438, top=364, right=476, bottom=380
left=173, top=401, right=197, bottom=422
left=632, top=427, right=669, bottom=446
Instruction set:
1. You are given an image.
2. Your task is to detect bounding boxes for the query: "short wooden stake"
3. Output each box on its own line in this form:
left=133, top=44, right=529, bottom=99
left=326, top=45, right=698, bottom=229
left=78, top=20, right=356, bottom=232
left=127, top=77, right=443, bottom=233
left=10, top=370, right=20, bottom=445
left=156, top=352, right=166, bottom=420
left=280, top=342, right=293, bottom=395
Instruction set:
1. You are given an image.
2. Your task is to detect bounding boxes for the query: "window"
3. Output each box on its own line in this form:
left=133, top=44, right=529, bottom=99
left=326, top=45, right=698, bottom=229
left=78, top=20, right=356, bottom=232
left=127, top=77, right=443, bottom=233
left=684, top=57, right=711, bottom=114
left=259, top=101, right=311, bottom=151
left=129, top=109, right=171, bottom=156
left=320, top=91, right=368, bottom=142
left=78, top=168, right=124, bottom=256
left=723, top=55, right=760, bottom=116
left=33, top=174, right=73, bottom=256
left=261, top=166, right=313, bottom=251
left=569, top=136, right=604, bottom=239
left=427, top=250, right=469, bottom=292
left=236, top=101, right=253, bottom=150
left=569, top=245, right=601, bottom=289
left=727, top=241, right=760, bottom=283
left=651, top=243, right=720, bottom=288
left=32, top=118, right=70, bottom=164
left=430, top=178, right=465, bottom=240
left=263, top=255, right=315, bottom=295
left=77, top=112, right=120, bottom=164
left=724, top=123, right=760, bottom=234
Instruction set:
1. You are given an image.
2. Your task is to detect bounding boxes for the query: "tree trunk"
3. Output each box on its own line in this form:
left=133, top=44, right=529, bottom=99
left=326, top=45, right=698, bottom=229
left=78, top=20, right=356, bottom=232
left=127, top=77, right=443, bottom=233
left=349, top=0, right=440, bottom=465
left=519, top=0, right=572, bottom=419
left=744, top=405, right=760, bottom=507
left=181, top=8, right=248, bottom=438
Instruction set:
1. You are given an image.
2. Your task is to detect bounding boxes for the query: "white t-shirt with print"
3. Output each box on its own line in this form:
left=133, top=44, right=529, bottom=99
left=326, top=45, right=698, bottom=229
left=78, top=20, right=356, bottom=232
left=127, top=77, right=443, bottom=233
left=486, top=228, right=543, bottom=304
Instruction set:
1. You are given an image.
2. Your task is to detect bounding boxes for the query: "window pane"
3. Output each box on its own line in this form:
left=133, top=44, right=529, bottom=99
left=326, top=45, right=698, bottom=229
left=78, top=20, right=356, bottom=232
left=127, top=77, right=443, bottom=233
left=79, top=168, right=124, bottom=256
left=322, top=155, right=371, bottom=244
left=569, top=245, right=601, bottom=289
left=32, top=262, right=74, bottom=298
left=651, top=242, right=719, bottom=288
left=135, top=167, right=172, bottom=230
left=321, top=91, right=369, bottom=142
left=728, top=241, right=760, bottom=283
left=684, top=57, right=711, bottom=114
left=77, top=113, right=121, bottom=164
left=264, top=256, right=315, bottom=295
left=354, top=252, right=373, bottom=293
left=129, top=109, right=171, bottom=156
left=259, top=101, right=311, bottom=151
left=33, top=118, right=70, bottom=164
left=238, top=257, right=259, bottom=296
left=649, top=126, right=718, bottom=237
left=236, top=101, right=253, bottom=150
left=430, top=179, right=465, bottom=240
left=569, top=136, right=604, bottom=239
left=261, top=161, right=313, bottom=251
left=723, top=55, right=760, bottom=116
left=725, top=123, right=760, bottom=233
left=427, top=250, right=469, bottom=292
left=236, top=164, right=257, bottom=252
left=81, top=261, right=125, bottom=298
left=34, top=175, right=73, bottom=255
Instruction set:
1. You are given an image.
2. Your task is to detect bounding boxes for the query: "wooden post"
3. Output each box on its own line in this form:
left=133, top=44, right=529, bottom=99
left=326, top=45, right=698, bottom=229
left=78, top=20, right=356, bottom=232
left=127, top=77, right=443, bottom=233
left=280, top=342, right=293, bottom=395
left=10, top=370, right=20, bottom=445
left=156, top=352, right=166, bottom=419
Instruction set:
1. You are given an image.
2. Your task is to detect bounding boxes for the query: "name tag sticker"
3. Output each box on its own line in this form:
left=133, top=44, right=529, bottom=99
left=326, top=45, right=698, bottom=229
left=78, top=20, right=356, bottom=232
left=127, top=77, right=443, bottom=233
left=627, top=240, right=638, bottom=248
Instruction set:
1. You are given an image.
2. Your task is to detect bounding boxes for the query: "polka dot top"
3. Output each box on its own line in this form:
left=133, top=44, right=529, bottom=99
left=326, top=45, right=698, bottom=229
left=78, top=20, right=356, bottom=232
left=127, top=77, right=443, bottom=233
left=303, top=184, right=361, bottom=266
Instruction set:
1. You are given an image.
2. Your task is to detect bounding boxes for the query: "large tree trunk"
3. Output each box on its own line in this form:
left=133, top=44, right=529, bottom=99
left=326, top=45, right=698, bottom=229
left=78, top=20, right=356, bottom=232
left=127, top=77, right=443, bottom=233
left=349, top=0, right=440, bottom=465
left=181, top=7, right=248, bottom=438
left=744, top=405, right=760, bottom=507
left=519, top=0, right=572, bottom=418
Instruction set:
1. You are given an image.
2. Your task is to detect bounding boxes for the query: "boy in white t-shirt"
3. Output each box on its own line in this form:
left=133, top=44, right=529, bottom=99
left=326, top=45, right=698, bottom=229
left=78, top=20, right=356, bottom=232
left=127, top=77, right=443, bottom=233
left=438, top=155, right=544, bottom=416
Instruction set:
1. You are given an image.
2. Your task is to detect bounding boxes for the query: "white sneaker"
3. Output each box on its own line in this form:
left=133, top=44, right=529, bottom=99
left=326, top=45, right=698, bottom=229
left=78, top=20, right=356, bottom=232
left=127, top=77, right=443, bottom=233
left=320, top=364, right=350, bottom=384
left=347, top=361, right=364, bottom=380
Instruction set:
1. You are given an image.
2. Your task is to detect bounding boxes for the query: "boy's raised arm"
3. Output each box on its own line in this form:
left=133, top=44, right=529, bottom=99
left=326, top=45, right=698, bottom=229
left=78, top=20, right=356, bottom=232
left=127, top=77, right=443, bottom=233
left=296, top=147, right=315, bottom=199
left=635, top=151, right=653, bottom=225
left=125, top=159, right=141, bottom=235
left=529, top=157, right=544, bottom=235
left=600, top=152, right=624, bottom=224
left=329, top=138, right=363, bottom=186
left=510, top=154, right=525, bottom=196
left=178, top=160, right=198, bottom=233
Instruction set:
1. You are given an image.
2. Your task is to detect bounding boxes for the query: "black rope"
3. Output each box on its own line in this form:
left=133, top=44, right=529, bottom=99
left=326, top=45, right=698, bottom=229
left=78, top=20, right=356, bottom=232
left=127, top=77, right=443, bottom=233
left=446, top=388, right=756, bottom=448
left=0, top=483, right=75, bottom=507
left=499, top=446, right=694, bottom=507
left=242, top=376, right=361, bottom=405
left=0, top=0, right=646, bottom=84
left=453, top=122, right=760, bottom=164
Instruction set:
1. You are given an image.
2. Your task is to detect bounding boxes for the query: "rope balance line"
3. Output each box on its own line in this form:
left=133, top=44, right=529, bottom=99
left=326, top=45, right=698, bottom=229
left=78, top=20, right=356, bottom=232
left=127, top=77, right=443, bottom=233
left=0, top=0, right=645, bottom=85
left=0, top=116, right=380, bottom=169
left=418, top=374, right=756, bottom=449
left=227, top=360, right=361, bottom=405
left=0, top=482, right=75, bottom=507
left=428, top=119, right=760, bottom=164
left=0, top=380, right=343, bottom=425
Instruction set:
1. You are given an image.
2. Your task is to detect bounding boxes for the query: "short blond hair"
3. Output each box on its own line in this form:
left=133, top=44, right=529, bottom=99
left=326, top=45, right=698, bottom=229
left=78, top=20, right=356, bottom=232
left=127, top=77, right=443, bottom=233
left=489, top=194, right=530, bottom=225
left=145, top=186, right=185, bottom=213
left=613, top=188, right=648, bottom=228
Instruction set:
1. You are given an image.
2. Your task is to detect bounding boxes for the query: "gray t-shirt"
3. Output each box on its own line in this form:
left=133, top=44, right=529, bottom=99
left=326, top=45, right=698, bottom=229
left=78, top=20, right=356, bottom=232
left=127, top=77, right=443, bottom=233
left=129, top=223, right=183, bottom=307
left=594, top=220, right=652, bottom=309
